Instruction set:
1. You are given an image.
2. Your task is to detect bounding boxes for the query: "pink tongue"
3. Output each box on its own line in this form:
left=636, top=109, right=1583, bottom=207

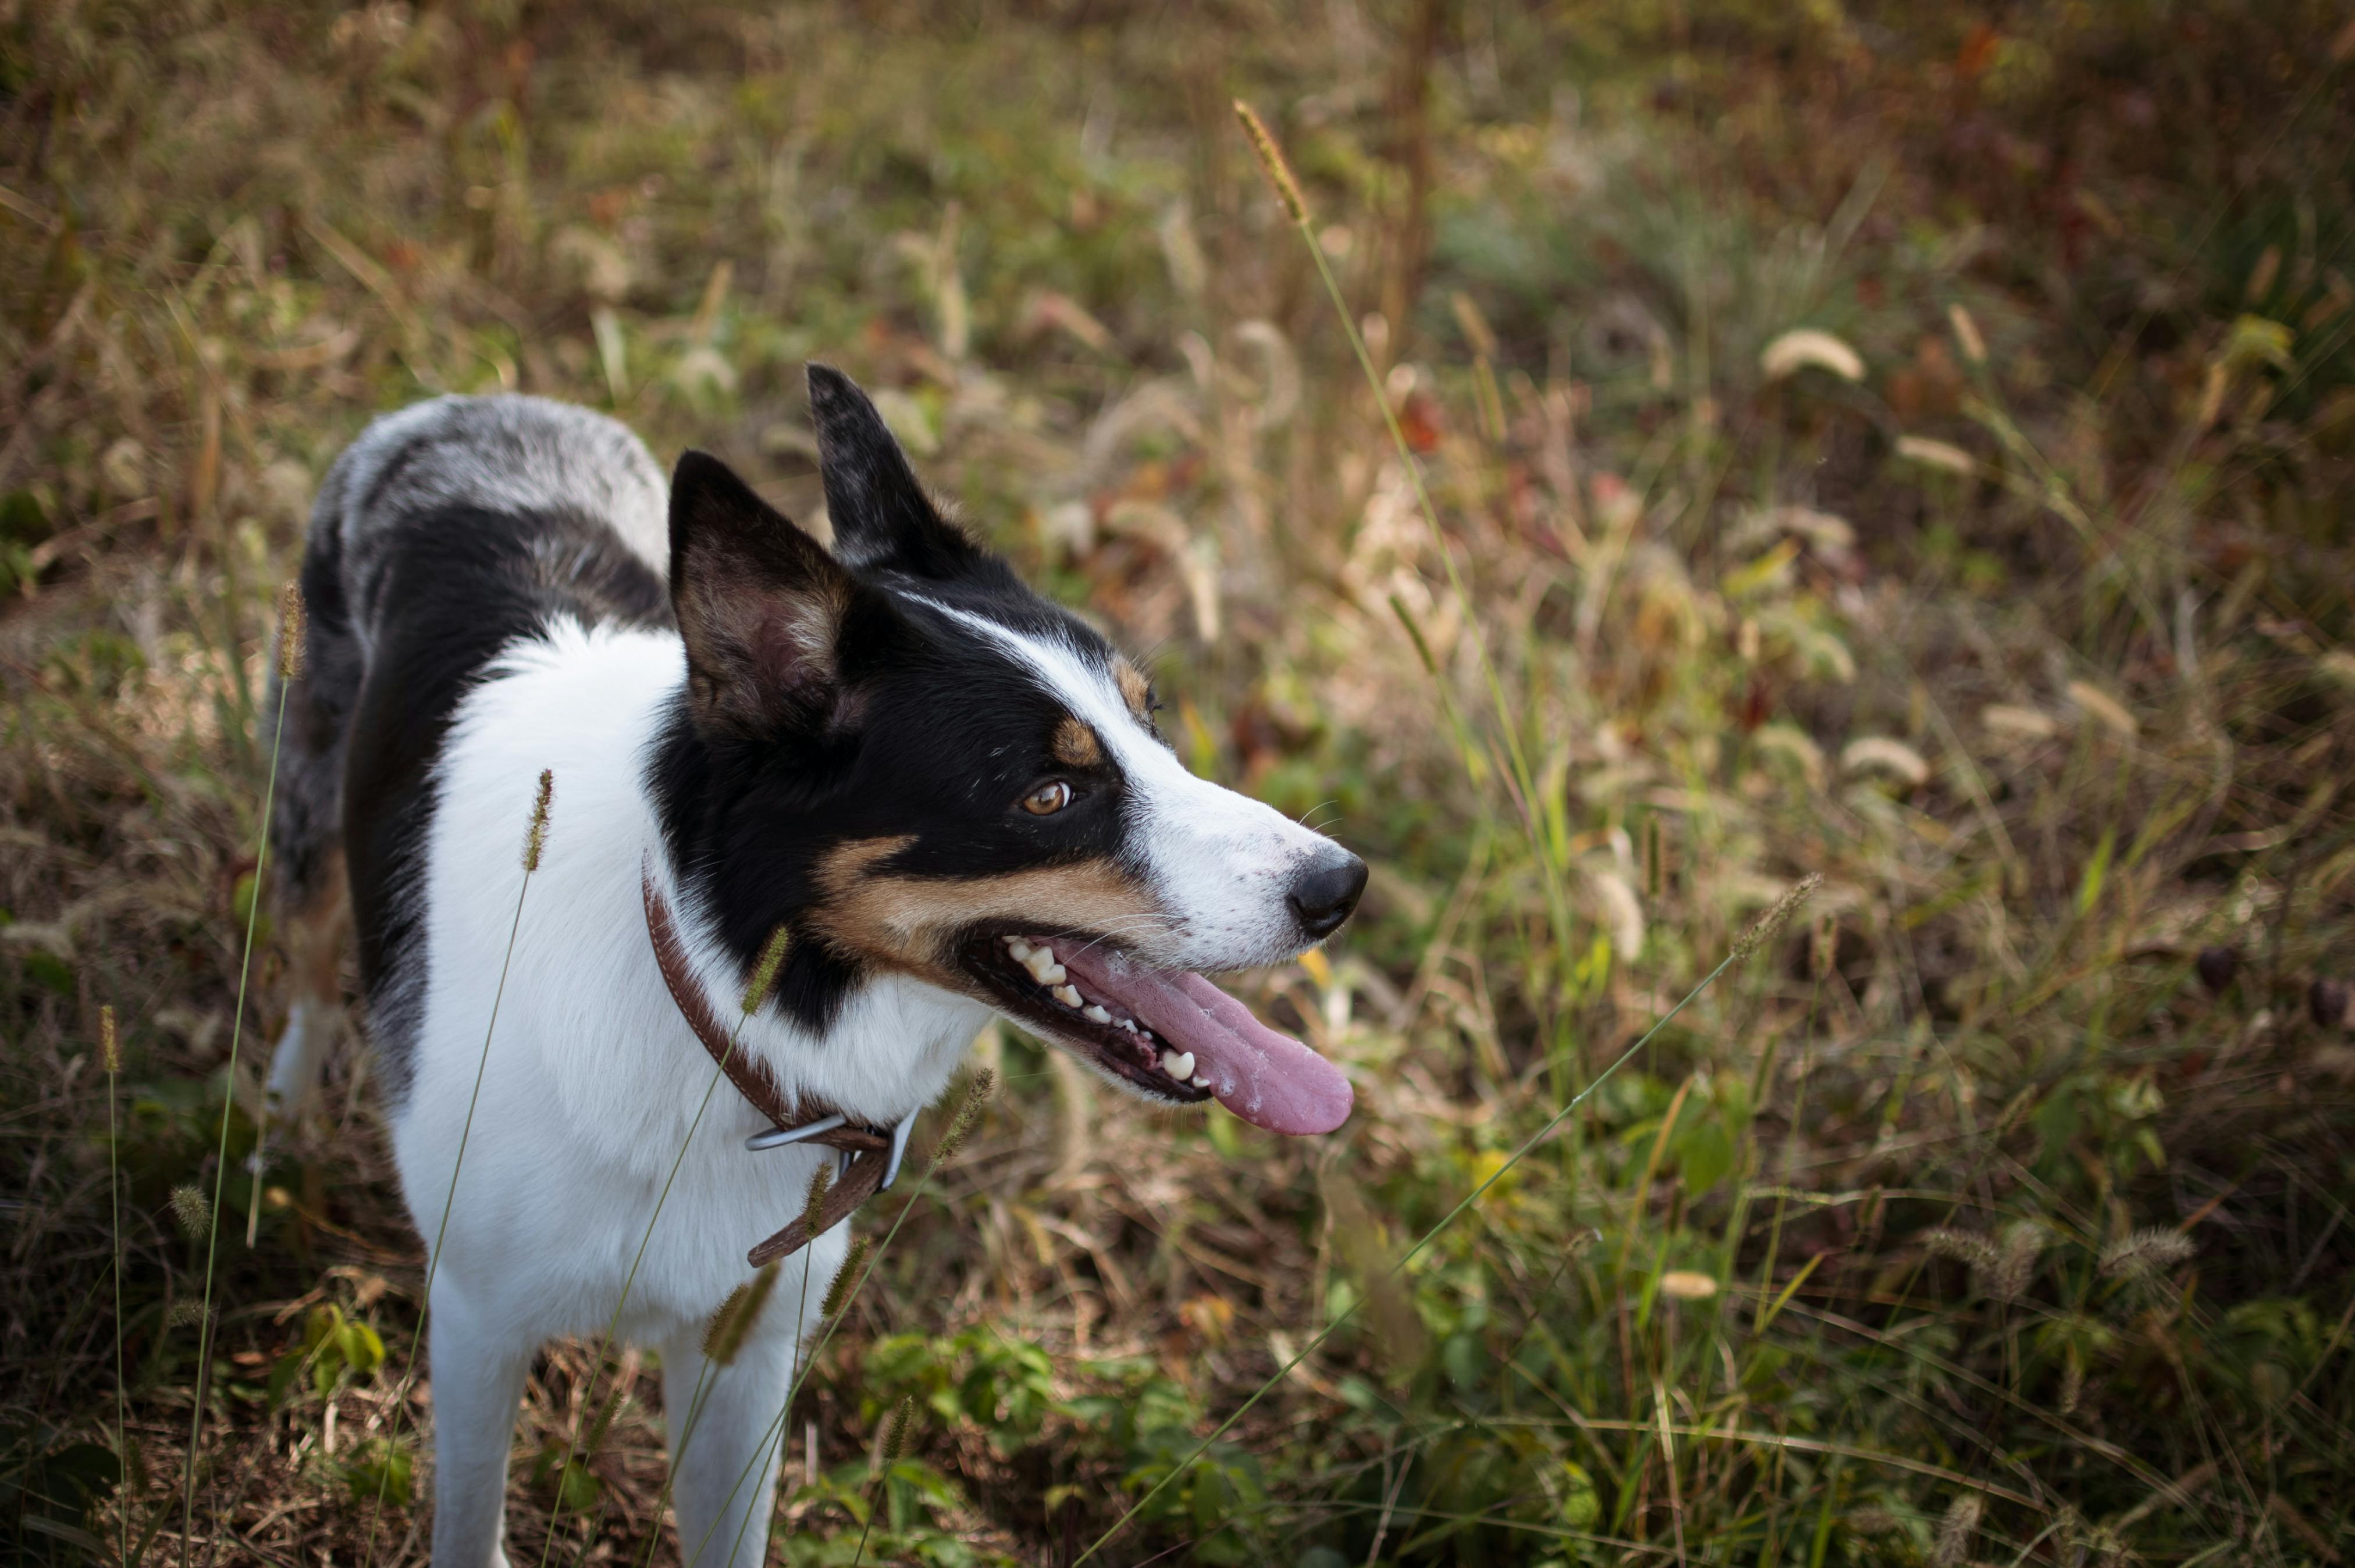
left=1054, top=946, right=1354, bottom=1135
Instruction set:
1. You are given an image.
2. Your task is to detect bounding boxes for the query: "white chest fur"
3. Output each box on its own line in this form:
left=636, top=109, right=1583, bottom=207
left=390, top=616, right=983, bottom=1341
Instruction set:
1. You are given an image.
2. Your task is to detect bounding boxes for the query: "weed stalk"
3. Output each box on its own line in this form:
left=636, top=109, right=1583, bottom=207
left=177, top=581, right=300, bottom=1566
left=357, top=767, right=556, bottom=1565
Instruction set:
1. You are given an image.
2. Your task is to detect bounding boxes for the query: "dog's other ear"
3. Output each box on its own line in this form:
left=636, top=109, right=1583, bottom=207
left=669, top=450, right=854, bottom=737
left=806, top=364, right=986, bottom=578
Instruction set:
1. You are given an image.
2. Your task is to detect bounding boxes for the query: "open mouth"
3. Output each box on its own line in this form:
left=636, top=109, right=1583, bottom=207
left=956, top=928, right=1354, bottom=1136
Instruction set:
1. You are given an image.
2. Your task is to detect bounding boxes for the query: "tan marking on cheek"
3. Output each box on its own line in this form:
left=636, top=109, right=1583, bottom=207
left=1113, top=660, right=1151, bottom=721
left=809, top=837, right=1162, bottom=984
left=1052, top=716, right=1102, bottom=768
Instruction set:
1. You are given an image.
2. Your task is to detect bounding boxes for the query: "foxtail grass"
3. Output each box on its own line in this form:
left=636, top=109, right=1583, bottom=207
left=532, top=918, right=795, bottom=1568
left=704, top=1263, right=782, bottom=1368
left=625, top=1258, right=784, bottom=1568
left=177, top=580, right=301, bottom=1567
left=246, top=582, right=308, bottom=1248
left=846, top=1395, right=917, bottom=1568
left=685, top=1067, right=995, bottom=1568
left=357, top=768, right=556, bottom=1566
left=1233, top=100, right=1580, bottom=991
left=104, top=1004, right=128, bottom=1567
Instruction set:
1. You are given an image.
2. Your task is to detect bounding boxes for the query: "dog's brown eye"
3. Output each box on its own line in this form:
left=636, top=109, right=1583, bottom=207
left=1020, top=780, right=1072, bottom=816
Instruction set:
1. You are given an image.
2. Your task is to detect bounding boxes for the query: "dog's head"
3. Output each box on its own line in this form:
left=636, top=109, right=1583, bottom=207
left=656, top=365, right=1361, bottom=1135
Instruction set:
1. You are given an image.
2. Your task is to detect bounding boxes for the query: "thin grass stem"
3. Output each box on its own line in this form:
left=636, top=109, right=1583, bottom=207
left=177, top=640, right=291, bottom=1568
left=1233, top=101, right=1582, bottom=1010
left=681, top=1118, right=974, bottom=1568
left=359, top=769, right=554, bottom=1567
left=104, top=1005, right=129, bottom=1568
left=532, top=1051, right=739, bottom=1568
left=631, top=1357, right=717, bottom=1568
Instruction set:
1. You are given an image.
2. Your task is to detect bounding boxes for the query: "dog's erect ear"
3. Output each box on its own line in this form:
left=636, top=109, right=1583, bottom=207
left=669, top=450, right=855, bottom=737
left=806, top=364, right=985, bottom=578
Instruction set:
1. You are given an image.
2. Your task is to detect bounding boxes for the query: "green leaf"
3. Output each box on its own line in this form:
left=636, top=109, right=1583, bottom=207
left=337, top=1320, right=385, bottom=1377
left=2075, top=827, right=2115, bottom=917
left=341, top=1441, right=413, bottom=1508
left=1556, top=1460, right=1600, bottom=1528
left=303, top=1305, right=342, bottom=1355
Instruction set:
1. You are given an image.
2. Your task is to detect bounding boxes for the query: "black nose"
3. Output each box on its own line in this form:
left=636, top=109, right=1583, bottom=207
left=1287, top=851, right=1368, bottom=940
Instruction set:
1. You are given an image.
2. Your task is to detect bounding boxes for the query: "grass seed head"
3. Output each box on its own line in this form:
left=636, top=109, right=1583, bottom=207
left=931, top=1065, right=997, bottom=1166
left=802, top=1160, right=834, bottom=1236
left=1657, top=1269, right=1718, bottom=1300
left=741, top=925, right=790, bottom=1015
left=277, top=580, right=307, bottom=680
left=1988, top=1220, right=2047, bottom=1303
left=169, top=1182, right=211, bottom=1241
left=1947, top=303, right=1987, bottom=365
left=1233, top=99, right=1309, bottom=224
left=882, top=1393, right=915, bottom=1462
left=521, top=768, right=554, bottom=872
left=821, top=1234, right=871, bottom=1319
left=2100, top=1227, right=2195, bottom=1280
left=1731, top=872, right=1822, bottom=964
left=1847, top=1506, right=1901, bottom=1537
left=1933, top=1493, right=1982, bottom=1566
left=583, top=1385, right=626, bottom=1457
left=701, top=1261, right=780, bottom=1366
left=166, top=1299, right=214, bottom=1331
left=99, top=1004, right=118, bottom=1074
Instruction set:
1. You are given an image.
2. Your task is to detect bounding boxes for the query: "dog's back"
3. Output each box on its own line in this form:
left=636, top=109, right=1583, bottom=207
left=265, top=395, right=671, bottom=1112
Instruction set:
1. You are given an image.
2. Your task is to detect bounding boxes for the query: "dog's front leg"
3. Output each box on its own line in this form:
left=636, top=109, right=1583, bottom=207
left=659, top=1315, right=798, bottom=1568
left=425, top=1287, right=534, bottom=1568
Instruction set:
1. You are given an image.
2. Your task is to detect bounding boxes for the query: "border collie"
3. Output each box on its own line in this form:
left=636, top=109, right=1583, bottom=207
left=262, top=366, right=1364, bottom=1567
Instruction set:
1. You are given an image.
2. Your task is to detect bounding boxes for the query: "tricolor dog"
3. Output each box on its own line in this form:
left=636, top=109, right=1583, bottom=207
left=263, top=366, right=1365, bottom=1567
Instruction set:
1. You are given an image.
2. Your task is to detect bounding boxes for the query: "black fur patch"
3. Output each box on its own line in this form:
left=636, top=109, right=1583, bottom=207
left=649, top=369, right=1161, bottom=1032
left=647, top=581, right=1141, bottom=1034
left=337, top=505, right=668, bottom=1099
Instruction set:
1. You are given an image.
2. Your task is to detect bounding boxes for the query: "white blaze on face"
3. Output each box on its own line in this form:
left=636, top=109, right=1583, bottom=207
left=917, top=603, right=1339, bottom=973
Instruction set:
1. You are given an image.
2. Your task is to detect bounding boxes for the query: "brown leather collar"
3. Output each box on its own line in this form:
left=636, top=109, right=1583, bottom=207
left=642, top=858, right=913, bottom=1267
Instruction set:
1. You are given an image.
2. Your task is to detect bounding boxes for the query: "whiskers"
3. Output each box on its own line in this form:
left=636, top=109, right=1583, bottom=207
left=1296, top=800, right=1344, bottom=834
left=1048, top=913, right=1187, bottom=960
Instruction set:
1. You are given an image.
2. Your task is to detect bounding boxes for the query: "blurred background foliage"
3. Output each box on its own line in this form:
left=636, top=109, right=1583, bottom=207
left=4, top=0, right=2354, bottom=1563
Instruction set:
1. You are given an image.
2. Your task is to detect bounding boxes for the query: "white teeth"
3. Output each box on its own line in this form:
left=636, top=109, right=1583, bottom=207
left=1191, top=1075, right=1212, bottom=1089
left=1117, top=1018, right=1137, bottom=1032
left=1160, top=1048, right=1192, bottom=1078
left=1083, top=1004, right=1111, bottom=1023
left=1006, top=937, right=1034, bottom=962
left=1052, top=984, right=1083, bottom=1007
left=1020, top=945, right=1062, bottom=985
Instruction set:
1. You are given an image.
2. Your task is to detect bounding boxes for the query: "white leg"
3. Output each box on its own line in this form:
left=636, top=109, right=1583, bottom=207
left=426, top=1287, right=533, bottom=1568
left=661, top=1319, right=798, bottom=1568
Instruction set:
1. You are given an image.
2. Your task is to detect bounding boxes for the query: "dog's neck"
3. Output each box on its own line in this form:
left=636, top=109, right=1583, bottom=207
left=429, top=621, right=982, bottom=1154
